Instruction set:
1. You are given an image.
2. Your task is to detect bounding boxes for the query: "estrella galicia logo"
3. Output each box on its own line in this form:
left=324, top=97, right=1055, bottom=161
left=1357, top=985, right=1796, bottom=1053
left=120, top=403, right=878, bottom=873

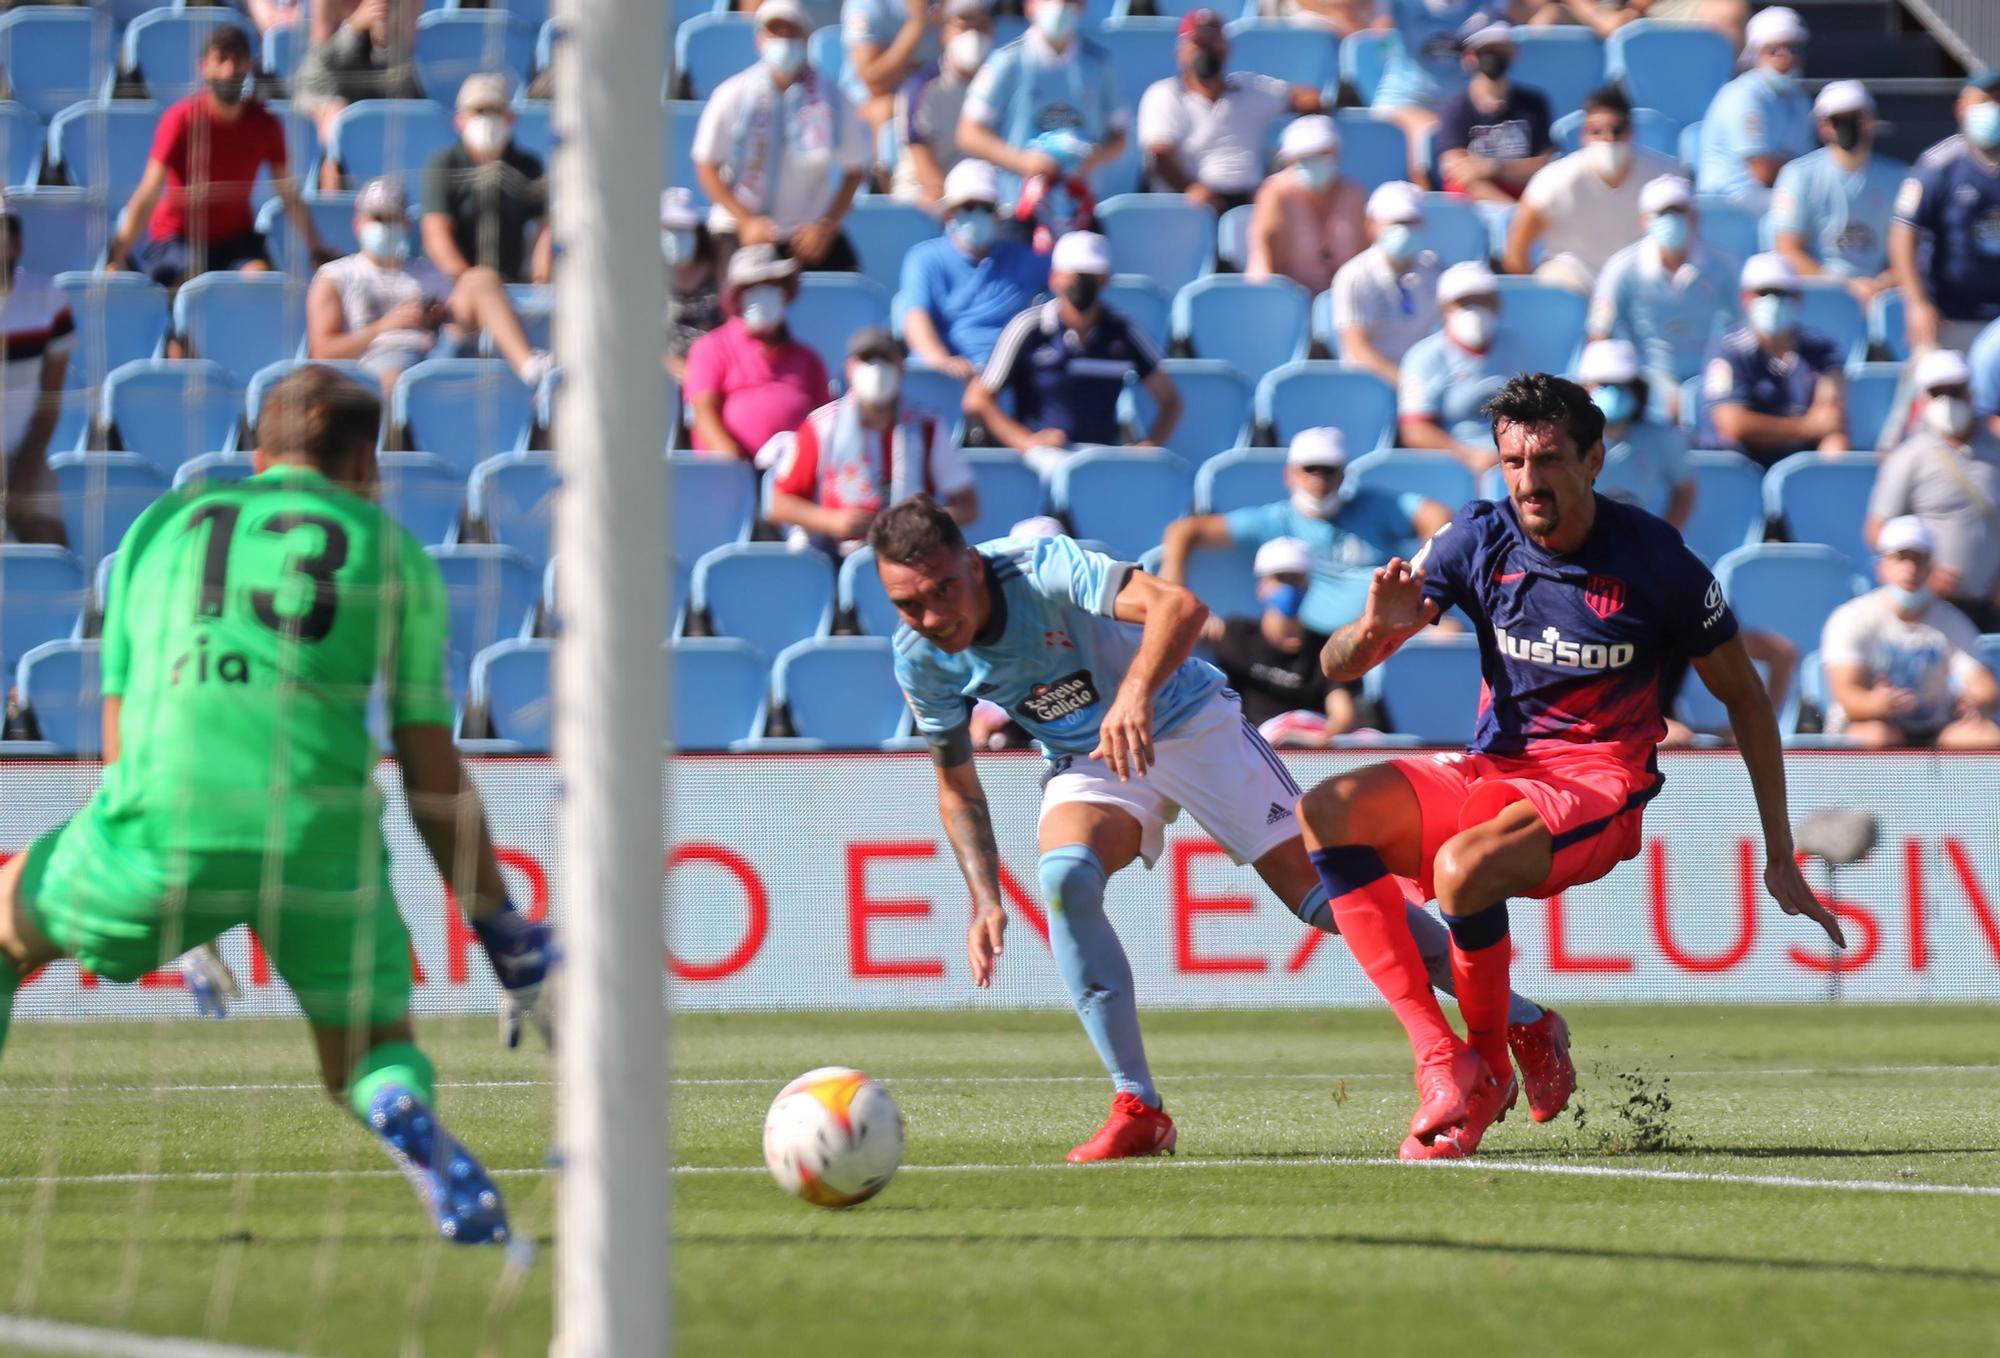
left=1015, top=669, right=1101, bottom=728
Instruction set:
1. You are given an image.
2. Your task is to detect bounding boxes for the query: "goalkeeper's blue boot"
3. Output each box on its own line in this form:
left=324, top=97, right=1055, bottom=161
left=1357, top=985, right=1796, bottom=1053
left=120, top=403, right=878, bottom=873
left=366, top=1085, right=510, bottom=1244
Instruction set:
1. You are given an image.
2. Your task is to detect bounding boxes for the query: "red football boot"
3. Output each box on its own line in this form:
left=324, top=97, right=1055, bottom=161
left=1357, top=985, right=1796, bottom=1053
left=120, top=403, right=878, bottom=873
left=1409, top=1043, right=1482, bottom=1142
left=1435, top=1061, right=1517, bottom=1158
left=1508, top=1008, right=1576, bottom=1123
left=1067, top=1092, right=1177, bottom=1163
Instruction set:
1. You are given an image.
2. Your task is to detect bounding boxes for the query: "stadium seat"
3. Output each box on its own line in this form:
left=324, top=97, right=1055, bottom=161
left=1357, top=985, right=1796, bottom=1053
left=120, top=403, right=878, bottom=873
left=9, top=188, right=104, bottom=274
left=101, top=359, right=243, bottom=479
left=669, top=450, right=757, bottom=576
left=962, top=450, right=1046, bottom=543
left=0, top=9, right=110, bottom=121
left=412, top=11, right=538, bottom=107
left=54, top=270, right=170, bottom=395
left=47, top=99, right=156, bottom=207
left=838, top=546, right=901, bottom=638
left=257, top=193, right=370, bottom=276
left=1120, top=358, right=1252, bottom=462
left=0, top=544, right=86, bottom=679
left=899, top=363, right=968, bottom=428
left=670, top=637, right=767, bottom=751
left=1694, top=195, right=1758, bottom=266
left=1332, top=109, right=1406, bottom=192
left=0, top=99, right=38, bottom=188
left=1223, top=18, right=1336, bottom=92
left=1098, top=19, right=1179, bottom=111
left=1179, top=538, right=1261, bottom=619
left=468, top=451, right=557, bottom=569
left=1797, top=281, right=1867, bottom=367
left=667, top=101, right=705, bottom=208
left=1714, top=542, right=1865, bottom=660
left=1050, top=446, right=1194, bottom=560
left=772, top=636, right=908, bottom=748
left=262, top=20, right=306, bottom=87
left=1763, top=451, right=1878, bottom=573
left=788, top=274, right=891, bottom=375
left=1256, top=361, right=1396, bottom=450
left=1103, top=275, right=1171, bottom=352
left=427, top=544, right=541, bottom=702
left=674, top=12, right=756, bottom=100
left=1550, top=105, right=1681, bottom=160
left=807, top=24, right=844, bottom=87
left=1417, top=192, right=1490, bottom=268
left=123, top=8, right=256, bottom=103
left=48, top=450, right=163, bottom=570
left=1339, top=27, right=1393, bottom=104
left=1365, top=634, right=1481, bottom=744
left=1098, top=195, right=1217, bottom=296
left=1868, top=290, right=1907, bottom=363
left=1680, top=449, right=1765, bottom=565
left=1309, top=288, right=1340, bottom=357
left=1345, top=449, right=1476, bottom=514
left=172, top=273, right=308, bottom=388
left=1194, top=446, right=1285, bottom=514
left=394, top=360, right=534, bottom=477
left=1677, top=650, right=1788, bottom=737
left=15, top=638, right=100, bottom=755
left=378, top=450, right=464, bottom=547
left=465, top=638, right=553, bottom=752
left=846, top=200, right=941, bottom=294
left=1172, top=275, right=1309, bottom=378
left=1605, top=20, right=1734, bottom=129
left=327, top=100, right=458, bottom=188
left=691, top=542, right=834, bottom=656
left=171, top=450, right=253, bottom=489
left=1492, top=277, right=1587, bottom=374
left=1510, top=28, right=1604, bottom=118
left=510, top=100, right=552, bottom=165
left=1844, top=362, right=1903, bottom=450
left=1216, top=202, right=1254, bottom=273
left=245, top=359, right=381, bottom=431
left=1977, top=633, right=2000, bottom=680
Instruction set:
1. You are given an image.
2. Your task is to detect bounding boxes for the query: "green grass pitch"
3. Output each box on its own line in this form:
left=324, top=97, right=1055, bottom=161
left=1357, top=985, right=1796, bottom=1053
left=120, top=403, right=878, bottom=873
left=1, top=1005, right=1997, bottom=1357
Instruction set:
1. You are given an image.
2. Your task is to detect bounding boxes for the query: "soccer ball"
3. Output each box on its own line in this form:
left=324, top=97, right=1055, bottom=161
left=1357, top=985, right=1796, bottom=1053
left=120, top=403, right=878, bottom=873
left=762, top=1066, right=905, bottom=1208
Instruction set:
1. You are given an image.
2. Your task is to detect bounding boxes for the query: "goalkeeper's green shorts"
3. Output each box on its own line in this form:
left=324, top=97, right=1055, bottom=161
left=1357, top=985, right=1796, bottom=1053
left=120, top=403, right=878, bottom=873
left=17, top=810, right=413, bottom=1029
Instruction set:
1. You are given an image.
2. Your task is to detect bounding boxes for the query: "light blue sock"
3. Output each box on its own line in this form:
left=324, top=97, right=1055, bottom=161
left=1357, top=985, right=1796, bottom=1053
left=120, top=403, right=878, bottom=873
left=1293, top=883, right=1542, bottom=1027
left=1040, top=845, right=1157, bottom=1108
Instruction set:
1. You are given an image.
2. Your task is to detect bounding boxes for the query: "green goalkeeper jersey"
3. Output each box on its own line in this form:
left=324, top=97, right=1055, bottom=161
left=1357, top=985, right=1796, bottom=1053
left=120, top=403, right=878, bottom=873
left=94, top=464, right=454, bottom=856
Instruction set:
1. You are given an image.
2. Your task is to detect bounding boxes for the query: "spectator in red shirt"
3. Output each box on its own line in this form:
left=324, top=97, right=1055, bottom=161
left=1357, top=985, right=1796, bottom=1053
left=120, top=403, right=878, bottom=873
left=683, top=245, right=831, bottom=461
left=106, top=26, right=328, bottom=289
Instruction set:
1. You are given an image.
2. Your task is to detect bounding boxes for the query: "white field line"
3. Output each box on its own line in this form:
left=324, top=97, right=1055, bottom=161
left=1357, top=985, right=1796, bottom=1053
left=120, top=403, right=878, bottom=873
left=0, top=1313, right=306, bottom=1358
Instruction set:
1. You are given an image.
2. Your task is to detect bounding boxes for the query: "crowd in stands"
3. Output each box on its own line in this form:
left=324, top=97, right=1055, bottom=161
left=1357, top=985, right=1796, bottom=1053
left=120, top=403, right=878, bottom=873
left=8, top=0, right=2000, bottom=758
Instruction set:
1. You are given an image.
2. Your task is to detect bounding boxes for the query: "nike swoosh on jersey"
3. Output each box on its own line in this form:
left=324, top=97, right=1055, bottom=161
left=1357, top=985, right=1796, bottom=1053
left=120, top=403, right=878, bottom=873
left=1493, top=570, right=1528, bottom=584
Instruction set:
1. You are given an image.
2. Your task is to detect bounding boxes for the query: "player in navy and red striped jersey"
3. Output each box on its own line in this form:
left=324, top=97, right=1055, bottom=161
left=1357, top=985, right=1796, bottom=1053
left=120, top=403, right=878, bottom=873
left=1293, top=372, right=1849, bottom=1161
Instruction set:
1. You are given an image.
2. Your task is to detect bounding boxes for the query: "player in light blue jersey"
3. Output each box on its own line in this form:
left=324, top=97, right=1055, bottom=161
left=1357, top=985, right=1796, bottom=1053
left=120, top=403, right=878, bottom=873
left=874, top=496, right=1565, bottom=1162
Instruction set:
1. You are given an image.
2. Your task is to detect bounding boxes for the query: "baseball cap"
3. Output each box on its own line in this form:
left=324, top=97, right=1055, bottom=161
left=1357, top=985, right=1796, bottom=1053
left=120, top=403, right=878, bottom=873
left=1364, top=179, right=1424, bottom=223
left=1011, top=515, right=1066, bottom=540
left=1177, top=8, right=1227, bottom=46
left=941, top=159, right=1001, bottom=210
left=1254, top=537, right=1313, bottom=578
left=1278, top=115, right=1340, bottom=165
left=1286, top=426, right=1346, bottom=469
left=1744, top=5, right=1807, bottom=51
left=1740, top=252, right=1801, bottom=293
left=456, top=72, right=514, bottom=113
left=725, top=243, right=801, bottom=291
left=1968, top=69, right=2000, bottom=97
left=1876, top=515, right=1936, bottom=557
left=357, top=177, right=407, bottom=217
left=1051, top=230, right=1112, bottom=275
left=1457, top=14, right=1512, bottom=50
left=1813, top=80, right=1874, bottom=119
left=848, top=326, right=905, bottom=364
left=1913, top=348, right=1972, bottom=392
left=755, top=0, right=811, bottom=29
left=1438, top=260, right=1498, bottom=306
left=660, top=186, right=699, bottom=229
left=1638, top=174, right=1693, bottom=215
left=1577, top=339, right=1640, bottom=386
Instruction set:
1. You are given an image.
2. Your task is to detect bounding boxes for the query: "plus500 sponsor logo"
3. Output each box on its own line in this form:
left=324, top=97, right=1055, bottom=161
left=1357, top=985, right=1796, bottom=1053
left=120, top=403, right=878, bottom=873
left=1496, top=625, right=1635, bottom=671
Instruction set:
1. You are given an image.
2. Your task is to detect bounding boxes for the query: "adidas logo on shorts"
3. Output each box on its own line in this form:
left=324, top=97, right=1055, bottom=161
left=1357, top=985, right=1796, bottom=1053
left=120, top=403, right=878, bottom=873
left=1265, top=803, right=1290, bottom=825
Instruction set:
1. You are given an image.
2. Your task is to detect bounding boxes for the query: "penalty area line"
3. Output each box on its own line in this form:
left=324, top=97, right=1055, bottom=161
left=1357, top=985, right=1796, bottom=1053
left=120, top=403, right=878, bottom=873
left=0, top=1313, right=307, bottom=1358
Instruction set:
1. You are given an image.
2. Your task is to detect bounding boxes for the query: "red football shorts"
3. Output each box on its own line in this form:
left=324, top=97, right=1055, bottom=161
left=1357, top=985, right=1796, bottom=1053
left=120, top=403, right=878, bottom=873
left=1391, top=750, right=1657, bottom=900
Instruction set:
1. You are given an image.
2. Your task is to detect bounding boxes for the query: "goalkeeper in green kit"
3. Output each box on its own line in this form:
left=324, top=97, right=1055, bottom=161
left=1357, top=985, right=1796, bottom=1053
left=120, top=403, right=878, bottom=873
left=0, top=366, right=551, bottom=1245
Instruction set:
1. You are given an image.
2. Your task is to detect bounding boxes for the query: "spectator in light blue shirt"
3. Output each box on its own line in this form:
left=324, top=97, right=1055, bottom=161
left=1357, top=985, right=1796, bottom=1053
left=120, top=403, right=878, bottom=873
left=899, top=160, right=1051, bottom=377
left=1972, top=316, right=2000, bottom=419
left=955, top=0, right=1128, bottom=208
left=1398, top=261, right=1543, bottom=473
left=1695, top=5, right=1815, bottom=211
left=1770, top=80, right=1909, bottom=304
left=1371, top=0, right=1484, bottom=182
left=842, top=0, right=931, bottom=138
left=1576, top=338, right=1693, bottom=528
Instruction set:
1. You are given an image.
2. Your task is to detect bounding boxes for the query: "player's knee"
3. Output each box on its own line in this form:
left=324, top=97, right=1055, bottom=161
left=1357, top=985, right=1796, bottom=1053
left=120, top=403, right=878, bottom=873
left=1296, top=774, right=1368, bottom=843
left=1038, top=845, right=1107, bottom=916
left=1431, top=838, right=1489, bottom=911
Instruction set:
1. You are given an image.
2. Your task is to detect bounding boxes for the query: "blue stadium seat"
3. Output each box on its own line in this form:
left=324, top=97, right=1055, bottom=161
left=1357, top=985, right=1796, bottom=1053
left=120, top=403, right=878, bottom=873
left=1797, top=281, right=1867, bottom=366
left=262, top=20, right=306, bottom=87
left=379, top=450, right=464, bottom=546
left=394, top=359, right=534, bottom=477
left=1365, top=634, right=1481, bottom=744
left=9, top=188, right=105, bottom=274
left=773, top=636, right=908, bottom=748
left=1310, top=288, right=1338, bottom=356
left=807, top=24, right=844, bottom=87
left=1098, top=20, right=1178, bottom=112
left=497, top=0, right=554, bottom=29
left=123, top=9, right=256, bottom=103
left=1223, top=18, right=1336, bottom=92
left=1049, top=446, right=1193, bottom=560
left=327, top=99, right=458, bottom=188
left=0, top=9, right=110, bottom=121
left=845, top=200, right=940, bottom=294
left=1345, top=449, right=1475, bottom=514
left=173, top=273, right=308, bottom=388
left=670, top=637, right=767, bottom=751
left=1416, top=192, right=1489, bottom=267
left=16, top=638, right=100, bottom=755
left=257, top=193, right=370, bottom=276
left=468, top=451, right=557, bottom=568
left=48, top=451, right=163, bottom=570
left=1977, top=633, right=2000, bottom=680
left=899, top=363, right=968, bottom=428
left=1694, top=194, right=1757, bottom=264
left=1678, top=117, right=1702, bottom=172
left=690, top=542, right=835, bottom=657
left=1844, top=362, right=1903, bottom=450
left=1605, top=20, right=1733, bottom=129
left=1676, top=649, right=1792, bottom=737
left=1493, top=276, right=1587, bottom=373
left=1332, top=109, right=1406, bottom=192
left=674, top=13, right=756, bottom=100
left=1763, top=451, right=1878, bottom=573
left=510, top=100, right=552, bottom=164
left=102, top=359, right=242, bottom=479
left=1256, top=360, right=1396, bottom=450
left=48, top=99, right=156, bottom=207
left=413, top=11, right=538, bottom=107
left=1104, top=275, right=1171, bottom=352
left=1098, top=194, right=1217, bottom=295
left=1172, top=275, right=1308, bottom=378
left=245, top=359, right=381, bottom=431
left=0, top=100, right=40, bottom=187
left=427, top=544, right=541, bottom=702
left=1551, top=105, right=1681, bottom=160
left=54, top=270, right=169, bottom=395
left=1510, top=28, right=1604, bottom=118
left=171, top=450, right=254, bottom=489
left=465, top=638, right=553, bottom=752
left=838, top=545, right=901, bottom=638
left=963, top=450, right=1046, bottom=543
left=667, top=101, right=705, bottom=208
left=1121, top=358, right=1252, bottom=462
left=1868, top=290, right=1907, bottom=362
left=1714, top=542, right=1864, bottom=661
left=1339, top=27, right=1392, bottom=104
left=1194, top=446, right=1285, bottom=513
left=1216, top=201, right=1254, bottom=272
left=0, top=544, right=86, bottom=678
left=254, top=99, right=319, bottom=210
left=1680, top=449, right=1765, bottom=565
left=1178, top=535, right=1261, bottom=619
left=789, top=274, right=891, bottom=375
left=670, top=449, right=756, bottom=564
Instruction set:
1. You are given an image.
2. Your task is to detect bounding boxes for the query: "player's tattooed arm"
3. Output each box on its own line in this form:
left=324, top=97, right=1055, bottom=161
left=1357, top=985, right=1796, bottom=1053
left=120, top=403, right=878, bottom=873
left=1321, top=556, right=1438, bottom=682
left=934, top=757, right=1010, bottom=986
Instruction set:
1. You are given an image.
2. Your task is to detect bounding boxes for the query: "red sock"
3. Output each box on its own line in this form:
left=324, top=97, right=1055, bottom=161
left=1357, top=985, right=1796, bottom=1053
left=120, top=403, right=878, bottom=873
left=1310, top=847, right=1458, bottom=1063
left=1447, top=902, right=1513, bottom=1077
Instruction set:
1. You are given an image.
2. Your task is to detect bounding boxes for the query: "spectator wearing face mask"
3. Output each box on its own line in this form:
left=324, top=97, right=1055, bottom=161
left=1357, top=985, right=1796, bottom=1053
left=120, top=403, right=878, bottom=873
left=1695, top=5, right=1814, bottom=211
left=899, top=160, right=1050, bottom=379
left=1138, top=9, right=1326, bottom=213
left=1504, top=86, right=1676, bottom=293
left=1434, top=17, right=1552, bottom=206
left=1245, top=116, right=1368, bottom=296
left=664, top=188, right=726, bottom=382
left=957, top=0, right=1128, bottom=208
left=1702, top=252, right=1847, bottom=467
left=1325, top=180, right=1441, bottom=387
left=1398, top=261, right=1537, bottom=471
left=1200, top=537, right=1360, bottom=746
left=1821, top=515, right=2000, bottom=749
left=1157, top=425, right=1450, bottom=637
left=1588, top=175, right=1737, bottom=426
left=420, top=74, right=550, bottom=287
left=843, top=0, right=935, bottom=138
left=1370, top=0, right=1497, bottom=182
left=683, top=245, right=830, bottom=461
left=294, top=0, right=422, bottom=191
left=1867, top=349, right=2000, bottom=632
left=1575, top=338, right=1692, bottom=528
left=1769, top=81, right=1908, bottom=306
left=769, top=328, right=980, bottom=553
left=694, top=0, right=869, bottom=271
left=891, top=0, right=996, bottom=207
left=1889, top=70, right=2000, bottom=357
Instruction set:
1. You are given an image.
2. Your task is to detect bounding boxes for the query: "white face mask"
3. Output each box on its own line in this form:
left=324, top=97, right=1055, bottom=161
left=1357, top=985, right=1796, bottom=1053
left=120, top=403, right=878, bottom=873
left=849, top=360, right=901, bottom=407
left=1032, top=1, right=1078, bottom=45
left=739, top=283, right=787, bottom=333
left=762, top=36, right=808, bottom=78
left=360, top=220, right=408, bottom=266
left=947, top=29, right=992, bottom=74
left=463, top=113, right=510, bottom=158
left=1290, top=487, right=1341, bottom=519
left=1924, top=394, right=1975, bottom=440
left=1446, top=304, right=1496, bottom=351
left=1583, top=139, right=1632, bottom=181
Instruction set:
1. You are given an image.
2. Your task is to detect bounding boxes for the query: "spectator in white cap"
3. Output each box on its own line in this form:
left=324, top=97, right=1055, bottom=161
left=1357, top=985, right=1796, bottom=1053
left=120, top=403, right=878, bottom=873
left=1159, top=425, right=1450, bottom=636
left=1435, top=16, right=1553, bottom=206
left=419, top=73, right=550, bottom=286
left=0, top=191, right=72, bottom=545
left=1867, top=349, right=2000, bottom=631
left=899, top=160, right=1051, bottom=377
left=890, top=0, right=994, bottom=206
left=1398, top=261, right=1537, bottom=471
left=966, top=230, right=1179, bottom=471
left=683, top=245, right=831, bottom=460
left=1588, top=174, right=1737, bottom=425
left=693, top=0, right=869, bottom=271
left=1505, top=86, right=1676, bottom=293
left=309, top=176, right=551, bottom=395
left=1769, top=80, right=1908, bottom=303
left=957, top=0, right=1129, bottom=208
left=1574, top=338, right=1693, bottom=528
left=1696, top=4, right=1814, bottom=209
left=664, top=187, right=725, bottom=380
left=1245, top=116, right=1368, bottom=296
left=1137, top=9, right=1327, bottom=213
left=1703, top=251, right=1847, bottom=466
left=1325, top=180, right=1442, bottom=387
left=1200, top=535, right=1361, bottom=745
left=843, top=0, right=935, bottom=139
left=1821, top=514, right=2000, bottom=749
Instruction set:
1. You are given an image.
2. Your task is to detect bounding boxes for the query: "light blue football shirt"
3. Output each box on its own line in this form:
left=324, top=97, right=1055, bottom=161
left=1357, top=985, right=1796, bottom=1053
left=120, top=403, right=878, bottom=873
left=1398, top=326, right=1546, bottom=449
left=1590, top=238, right=1739, bottom=387
left=1695, top=70, right=1815, bottom=207
left=1767, top=146, right=1910, bottom=280
left=961, top=33, right=1126, bottom=205
left=894, top=534, right=1226, bottom=756
left=1223, top=491, right=1425, bottom=635
left=1375, top=0, right=1481, bottom=112
left=1593, top=419, right=1691, bottom=519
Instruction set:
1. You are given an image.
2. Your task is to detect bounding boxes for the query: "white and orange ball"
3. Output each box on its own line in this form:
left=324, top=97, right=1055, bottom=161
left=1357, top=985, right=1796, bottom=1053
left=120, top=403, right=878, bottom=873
left=762, top=1067, right=905, bottom=1208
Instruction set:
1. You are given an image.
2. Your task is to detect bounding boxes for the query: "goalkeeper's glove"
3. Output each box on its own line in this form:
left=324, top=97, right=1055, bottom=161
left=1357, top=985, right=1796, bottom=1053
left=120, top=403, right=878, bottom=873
left=178, top=941, right=242, bottom=1019
left=472, top=902, right=556, bottom=1050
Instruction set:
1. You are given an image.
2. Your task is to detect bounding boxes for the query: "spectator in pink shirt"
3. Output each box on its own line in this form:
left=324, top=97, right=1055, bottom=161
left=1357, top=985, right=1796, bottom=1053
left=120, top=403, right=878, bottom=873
left=683, top=245, right=830, bottom=461
left=1245, top=116, right=1367, bottom=296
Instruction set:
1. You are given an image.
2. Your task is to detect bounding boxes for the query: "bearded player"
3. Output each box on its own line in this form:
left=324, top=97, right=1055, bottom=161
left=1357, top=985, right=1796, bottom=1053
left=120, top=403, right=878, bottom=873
left=1294, top=372, right=1849, bottom=1161
left=874, top=495, right=1571, bottom=1163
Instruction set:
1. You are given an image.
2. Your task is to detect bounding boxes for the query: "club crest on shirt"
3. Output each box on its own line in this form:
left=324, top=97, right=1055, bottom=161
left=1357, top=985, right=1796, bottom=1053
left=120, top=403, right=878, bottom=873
left=1585, top=574, right=1626, bottom=619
